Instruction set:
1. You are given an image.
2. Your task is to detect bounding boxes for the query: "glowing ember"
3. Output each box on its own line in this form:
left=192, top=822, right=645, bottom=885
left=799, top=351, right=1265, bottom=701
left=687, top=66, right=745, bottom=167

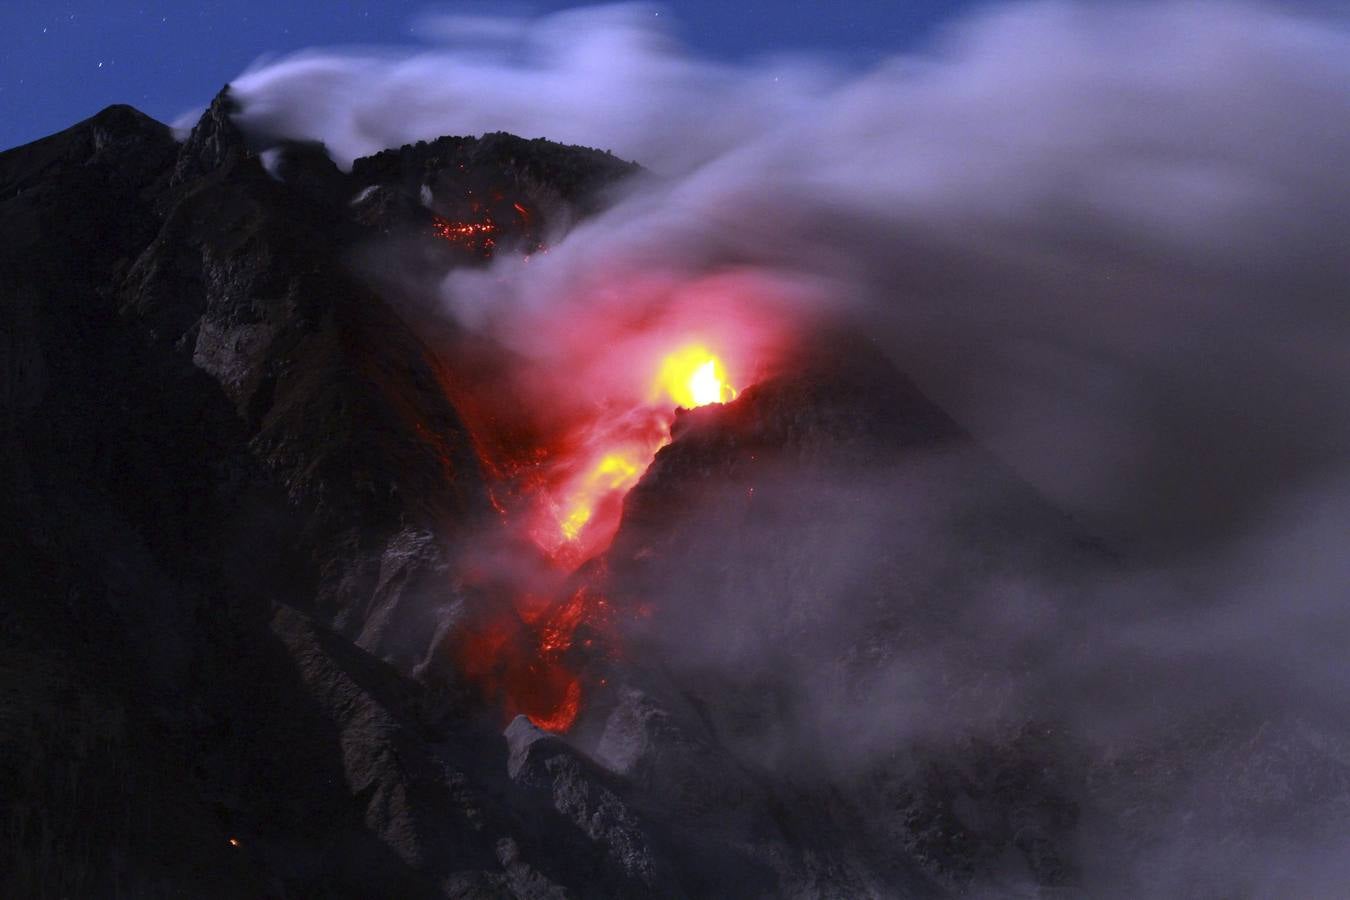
left=431, top=215, right=497, bottom=252
left=655, top=345, right=737, bottom=408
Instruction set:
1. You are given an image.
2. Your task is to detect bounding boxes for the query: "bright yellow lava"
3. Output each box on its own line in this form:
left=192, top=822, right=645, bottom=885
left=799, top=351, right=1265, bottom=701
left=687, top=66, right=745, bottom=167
left=655, top=345, right=737, bottom=408
left=560, top=452, right=642, bottom=540
left=555, top=346, right=738, bottom=545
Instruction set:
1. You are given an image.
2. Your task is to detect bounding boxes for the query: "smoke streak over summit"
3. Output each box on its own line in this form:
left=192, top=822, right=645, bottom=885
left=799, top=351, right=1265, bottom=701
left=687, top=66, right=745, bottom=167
left=229, top=3, right=1350, bottom=894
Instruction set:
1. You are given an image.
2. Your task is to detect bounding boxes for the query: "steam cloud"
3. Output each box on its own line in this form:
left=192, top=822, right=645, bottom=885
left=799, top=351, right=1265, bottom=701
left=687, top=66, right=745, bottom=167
left=231, top=3, right=1350, bottom=895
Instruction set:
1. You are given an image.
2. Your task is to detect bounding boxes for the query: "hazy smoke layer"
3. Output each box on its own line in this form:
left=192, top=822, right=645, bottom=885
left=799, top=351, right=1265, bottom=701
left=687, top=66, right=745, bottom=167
left=232, top=3, right=1350, bottom=894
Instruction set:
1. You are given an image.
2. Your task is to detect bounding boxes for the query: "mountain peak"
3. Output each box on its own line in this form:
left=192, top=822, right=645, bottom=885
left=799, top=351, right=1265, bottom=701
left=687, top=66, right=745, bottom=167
left=172, top=85, right=250, bottom=186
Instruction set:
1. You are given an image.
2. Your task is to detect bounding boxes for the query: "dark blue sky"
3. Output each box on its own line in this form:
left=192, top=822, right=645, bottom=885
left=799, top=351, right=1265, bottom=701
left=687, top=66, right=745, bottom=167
left=0, top=1, right=972, bottom=152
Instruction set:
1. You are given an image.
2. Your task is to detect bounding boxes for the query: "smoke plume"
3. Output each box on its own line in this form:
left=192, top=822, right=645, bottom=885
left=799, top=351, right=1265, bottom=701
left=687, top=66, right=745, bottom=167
left=230, top=3, right=1350, bottom=894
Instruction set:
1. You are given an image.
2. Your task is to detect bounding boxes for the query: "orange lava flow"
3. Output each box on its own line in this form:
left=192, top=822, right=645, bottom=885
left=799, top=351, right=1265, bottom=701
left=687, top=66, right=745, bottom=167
left=448, top=343, right=741, bottom=733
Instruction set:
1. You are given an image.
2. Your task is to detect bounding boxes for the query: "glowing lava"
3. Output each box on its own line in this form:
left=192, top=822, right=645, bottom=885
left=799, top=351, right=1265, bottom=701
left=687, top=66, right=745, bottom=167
left=449, top=340, right=746, bottom=734
left=655, top=345, right=737, bottom=408
left=546, top=345, right=738, bottom=555
left=560, top=452, right=643, bottom=541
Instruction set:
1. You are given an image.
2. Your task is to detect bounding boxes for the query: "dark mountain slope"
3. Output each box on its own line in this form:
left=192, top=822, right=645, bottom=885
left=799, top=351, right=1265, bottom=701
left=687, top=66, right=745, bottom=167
left=0, top=96, right=659, bottom=898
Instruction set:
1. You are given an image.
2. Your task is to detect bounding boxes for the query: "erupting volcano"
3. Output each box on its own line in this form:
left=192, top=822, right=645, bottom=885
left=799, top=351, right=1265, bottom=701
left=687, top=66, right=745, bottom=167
left=11, top=3, right=1349, bottom=894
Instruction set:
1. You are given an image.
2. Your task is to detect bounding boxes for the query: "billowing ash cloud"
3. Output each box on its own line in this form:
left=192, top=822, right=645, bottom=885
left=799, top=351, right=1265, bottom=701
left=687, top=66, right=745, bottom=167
left=230, top=3, right=1350, bottom=894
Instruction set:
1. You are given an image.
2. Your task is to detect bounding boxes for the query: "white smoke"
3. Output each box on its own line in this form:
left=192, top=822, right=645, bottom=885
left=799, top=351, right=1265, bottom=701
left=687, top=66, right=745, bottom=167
left=232, top=3, right=827, bottom=174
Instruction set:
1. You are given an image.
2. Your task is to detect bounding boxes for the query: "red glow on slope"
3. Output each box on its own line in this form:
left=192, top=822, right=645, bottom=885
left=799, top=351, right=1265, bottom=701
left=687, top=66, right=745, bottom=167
left=435, top=271, right=793, bottom=733
left=448, top=585, right=604, bottom=733
left=477, top=346, right=736, bottom=731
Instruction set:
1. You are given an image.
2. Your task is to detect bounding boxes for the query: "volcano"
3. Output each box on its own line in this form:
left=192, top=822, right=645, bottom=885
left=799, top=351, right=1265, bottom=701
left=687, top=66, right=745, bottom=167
left=6, top=90, right=1349, bottom=899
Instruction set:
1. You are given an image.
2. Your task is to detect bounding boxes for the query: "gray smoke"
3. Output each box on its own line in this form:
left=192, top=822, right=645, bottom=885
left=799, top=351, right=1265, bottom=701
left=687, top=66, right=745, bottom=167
left=230, top=3, right=1350, bottom=894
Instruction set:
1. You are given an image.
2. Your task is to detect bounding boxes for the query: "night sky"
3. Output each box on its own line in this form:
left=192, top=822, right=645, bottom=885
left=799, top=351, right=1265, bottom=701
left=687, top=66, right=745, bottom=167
left=0, top=1, right=971, bottom=152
